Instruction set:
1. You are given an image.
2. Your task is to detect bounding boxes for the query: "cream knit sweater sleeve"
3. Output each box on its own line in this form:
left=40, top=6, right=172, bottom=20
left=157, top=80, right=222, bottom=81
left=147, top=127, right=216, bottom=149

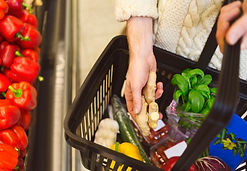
left=115, top=0, right=158, bottom=22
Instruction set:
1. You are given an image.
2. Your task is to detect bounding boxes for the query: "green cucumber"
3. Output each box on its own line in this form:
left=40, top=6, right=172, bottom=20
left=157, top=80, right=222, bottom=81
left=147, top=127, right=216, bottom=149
left=111, top=95, right=151, bottom=164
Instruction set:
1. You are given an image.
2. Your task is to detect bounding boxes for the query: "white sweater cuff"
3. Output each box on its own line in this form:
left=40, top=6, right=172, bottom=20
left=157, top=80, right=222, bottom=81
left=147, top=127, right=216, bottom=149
left=115, top=0, right=158, bottom=22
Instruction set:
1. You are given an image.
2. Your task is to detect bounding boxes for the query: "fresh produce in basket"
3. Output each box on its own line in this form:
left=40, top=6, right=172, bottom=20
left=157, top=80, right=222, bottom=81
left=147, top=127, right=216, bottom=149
left=111, top=95, right=151, bottom=164
left=195, top=156, right=231, bottom=171
left=161, top=156, right=197, bottom=171
left=150, top=126, right=188, bottom=169
left=94, top=118, right=119, bottom=148
left=167, top=68, right=216, bottom=138
left=135, top=72, right=160, bottom=137
left=110, top=142, right=143, bottom=171
left=0, top=0, right=42, bottom=169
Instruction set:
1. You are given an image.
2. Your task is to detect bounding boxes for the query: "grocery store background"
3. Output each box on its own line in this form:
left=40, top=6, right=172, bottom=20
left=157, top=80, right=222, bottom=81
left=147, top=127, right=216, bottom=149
left=75, top=0, right=125, bottom=170
left=78, top=0, right=126, bottom=85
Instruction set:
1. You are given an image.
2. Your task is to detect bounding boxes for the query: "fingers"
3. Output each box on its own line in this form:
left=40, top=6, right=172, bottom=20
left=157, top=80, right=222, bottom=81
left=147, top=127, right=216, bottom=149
left=125, top=80, right=134, bottom=114
left=132, top=85, right=142, bottom=114
left=125, top=79, right=142, bottom=116
left=216, top=1, right=242, bottom=52
left=155, top=82, right=164, bottom=99
left=226, top=14, right=247, bottom=46
left=159, top=112, right=163, bottom=120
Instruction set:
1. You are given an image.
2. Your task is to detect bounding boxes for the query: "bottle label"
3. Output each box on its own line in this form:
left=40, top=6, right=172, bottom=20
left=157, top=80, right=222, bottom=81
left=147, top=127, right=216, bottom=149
left=154, top=120, right=166, bottom=132
left=164, top=141, right=187, bottom=159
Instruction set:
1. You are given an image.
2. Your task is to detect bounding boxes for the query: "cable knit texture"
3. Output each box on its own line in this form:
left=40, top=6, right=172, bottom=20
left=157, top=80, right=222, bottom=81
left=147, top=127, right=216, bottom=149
left=115, top=0, right=158, bottom=22
left=115, top=0, right=247, bottom=80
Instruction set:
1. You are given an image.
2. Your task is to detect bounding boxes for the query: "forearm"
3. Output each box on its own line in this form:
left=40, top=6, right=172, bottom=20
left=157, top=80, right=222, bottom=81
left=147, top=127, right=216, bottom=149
left=127, top=17, right=155, bottom=63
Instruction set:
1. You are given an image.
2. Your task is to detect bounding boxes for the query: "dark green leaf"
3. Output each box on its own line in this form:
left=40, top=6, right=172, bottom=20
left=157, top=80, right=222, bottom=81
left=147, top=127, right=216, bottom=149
left=171, top=74, right=189, bottom=95
left=214, top=138, right=221, bottom=145
left=243, top=144, right=247, bottom=152
left=220, top=129, right=227, bottom=141
left=173, top=90, right=183, bottom=101
left=188, top=90, right=205, bottom=113
left=233, top=149, right=237, bottom=156
left=198, top=74, right=212, bottom=85
left=229, top=133, right=236, bottom=140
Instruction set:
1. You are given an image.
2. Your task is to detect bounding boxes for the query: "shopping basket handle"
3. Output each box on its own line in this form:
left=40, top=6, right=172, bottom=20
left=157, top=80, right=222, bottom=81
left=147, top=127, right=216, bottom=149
left=172, top=0, right=242, bottom=170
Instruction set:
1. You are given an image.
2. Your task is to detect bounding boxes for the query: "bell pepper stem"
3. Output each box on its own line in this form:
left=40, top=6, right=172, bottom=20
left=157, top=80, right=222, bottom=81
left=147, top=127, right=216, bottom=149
left=15, top=32, right=30, bottom=41
left=115, top=142, right=120, bottom=152
left=8, top=86, right=23, bottom=98
left=15, top=51, right=23, bottom=57
left=38, top=75, right=44, bottom=81
left=1, top=92, right=6, bottom=98
left=22, top=3, right=33, bottom=13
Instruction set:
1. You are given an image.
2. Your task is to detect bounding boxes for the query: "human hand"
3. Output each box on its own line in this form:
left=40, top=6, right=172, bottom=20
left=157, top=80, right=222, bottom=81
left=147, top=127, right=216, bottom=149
left=124, top=53, right=163, bottom=118
left=217, top=0, right=247, bottom=52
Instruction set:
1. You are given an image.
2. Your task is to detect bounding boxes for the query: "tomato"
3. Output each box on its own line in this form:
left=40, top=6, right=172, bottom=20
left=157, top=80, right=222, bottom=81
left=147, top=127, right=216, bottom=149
left=161, top=157, right=197, bottom=171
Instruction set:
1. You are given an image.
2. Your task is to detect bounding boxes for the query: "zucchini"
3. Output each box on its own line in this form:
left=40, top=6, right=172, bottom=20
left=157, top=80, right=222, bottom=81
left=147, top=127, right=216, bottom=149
left=111, top=95, right=151, bottom=164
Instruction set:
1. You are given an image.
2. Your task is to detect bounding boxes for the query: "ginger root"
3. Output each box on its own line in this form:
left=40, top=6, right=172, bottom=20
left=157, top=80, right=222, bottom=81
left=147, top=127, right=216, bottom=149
left=136, top=97, right=150, bottom=136
left=143, top=72, right=159, bottom=129
left=148, top=102, right=159, bottom=129
left=143, top=72, right=156, bottom=104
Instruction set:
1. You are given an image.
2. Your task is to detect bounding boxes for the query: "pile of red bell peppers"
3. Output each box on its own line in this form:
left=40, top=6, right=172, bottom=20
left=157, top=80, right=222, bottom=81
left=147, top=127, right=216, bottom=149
left=0, top=0, right=42, bottom=170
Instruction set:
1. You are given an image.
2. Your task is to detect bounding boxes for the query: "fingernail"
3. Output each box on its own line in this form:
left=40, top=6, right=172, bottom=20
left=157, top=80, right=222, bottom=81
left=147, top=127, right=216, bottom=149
left=134, top=108, right=138, bottom=114
left=227, top=34, right=236, bottom=45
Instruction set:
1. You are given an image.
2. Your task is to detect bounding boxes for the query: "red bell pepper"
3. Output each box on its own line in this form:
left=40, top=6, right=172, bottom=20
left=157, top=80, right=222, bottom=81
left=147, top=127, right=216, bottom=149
left=0, top=0, right=8, bottom=19
left=17, top=23, right=42, bottom=49
left=0, top=144, right=18, bottom=170
left=15, top=49, right=39, bottom=62
left=6, top=81, right=37, bottom=110
left=0, top=125, right=28, bottom=151
left=0, top=15, right=27, bottom=42
left=0, top=99, right=21, bottom=130
left=5, top=0, right=23, bottom=17
left=17, top=110, right=31, bottom=130
left=4, top=57, right=40, bottom=83
left=20, top=9, right=38, bottom=28
left=0, top=41, right=20, bottom=67
left=0, top=73, right=10, bottom=92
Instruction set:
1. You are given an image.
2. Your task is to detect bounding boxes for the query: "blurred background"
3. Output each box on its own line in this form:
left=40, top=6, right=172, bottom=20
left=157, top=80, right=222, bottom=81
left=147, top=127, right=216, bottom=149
left=26, top=0, right=125, bottom=171
left=77, top=0, right=126, bottom=84
left=74, top=0, right=125, bottom=170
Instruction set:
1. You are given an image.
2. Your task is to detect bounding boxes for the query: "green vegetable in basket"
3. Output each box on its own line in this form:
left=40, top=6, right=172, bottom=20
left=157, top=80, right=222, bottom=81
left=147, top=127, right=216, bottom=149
left=111, top=95, right=151, bottom=164
left=171, top=68, right=217, bottom=129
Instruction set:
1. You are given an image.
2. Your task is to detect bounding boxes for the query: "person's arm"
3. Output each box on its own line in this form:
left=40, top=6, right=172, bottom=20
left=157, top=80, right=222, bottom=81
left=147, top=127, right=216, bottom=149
left=217, top=0, right=247, bottom=51
left=125, top=17, right=163, bottom=117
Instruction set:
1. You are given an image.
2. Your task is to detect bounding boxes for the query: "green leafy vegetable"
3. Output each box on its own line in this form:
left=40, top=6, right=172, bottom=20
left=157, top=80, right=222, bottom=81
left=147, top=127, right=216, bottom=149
left=171, top=74, right=189, bottom=95
left=171, top=68, right=217, bottom=130
left=188, top=90, right=205, bottom=113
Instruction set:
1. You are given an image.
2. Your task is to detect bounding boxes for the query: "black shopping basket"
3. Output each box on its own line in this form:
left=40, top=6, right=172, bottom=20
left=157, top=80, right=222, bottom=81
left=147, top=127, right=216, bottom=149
left=64, top=35, right=247, bottom=171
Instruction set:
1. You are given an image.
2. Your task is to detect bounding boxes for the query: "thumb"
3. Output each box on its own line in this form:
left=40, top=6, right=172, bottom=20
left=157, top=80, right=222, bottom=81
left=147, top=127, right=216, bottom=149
left=132, top=86, right=142, bottom=115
